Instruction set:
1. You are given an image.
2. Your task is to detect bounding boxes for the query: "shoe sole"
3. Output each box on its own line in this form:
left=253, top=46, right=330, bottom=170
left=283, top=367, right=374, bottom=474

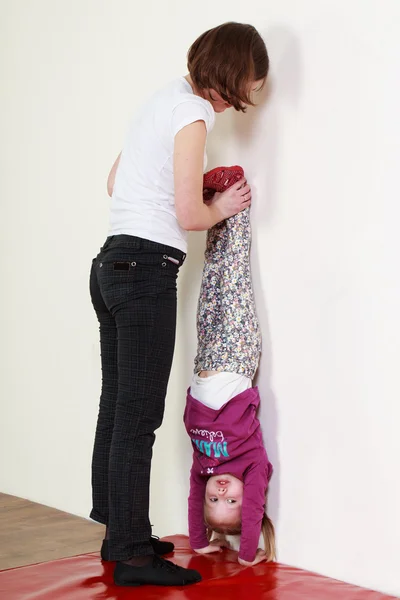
left=114, top=577, right=201, bottom=587
left=114, top=579, right=141, bottom=587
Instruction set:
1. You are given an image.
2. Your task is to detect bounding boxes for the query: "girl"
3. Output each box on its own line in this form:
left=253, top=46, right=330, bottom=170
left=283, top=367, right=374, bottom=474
left=89, top=23, right=269, bottom=587
left=184, top=167, right=276, bottom=566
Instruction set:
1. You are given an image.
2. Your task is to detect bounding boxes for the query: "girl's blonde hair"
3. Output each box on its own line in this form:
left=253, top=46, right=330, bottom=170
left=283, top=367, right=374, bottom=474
left=205, top=512, right=276, bottom=562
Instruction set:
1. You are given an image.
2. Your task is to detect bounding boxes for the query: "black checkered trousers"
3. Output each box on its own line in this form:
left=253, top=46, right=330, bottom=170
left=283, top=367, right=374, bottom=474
left=89, top=235, right=185, bottom=560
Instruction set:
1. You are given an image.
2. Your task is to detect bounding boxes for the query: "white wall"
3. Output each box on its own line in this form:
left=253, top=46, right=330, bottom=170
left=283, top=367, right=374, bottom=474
left=1, top=0, right=399, bottom=595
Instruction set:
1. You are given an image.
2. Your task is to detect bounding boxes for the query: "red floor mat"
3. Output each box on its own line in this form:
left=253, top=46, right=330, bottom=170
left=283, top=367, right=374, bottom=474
left=0, top=535, right=396, bottom=600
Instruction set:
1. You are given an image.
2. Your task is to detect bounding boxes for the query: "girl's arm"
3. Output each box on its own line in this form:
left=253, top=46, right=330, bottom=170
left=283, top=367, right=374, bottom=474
left=188, top=467, right=227, bottom=554
left=107, top=152, right=121, bottom=197
left=238, top=461, right=269, bottom=564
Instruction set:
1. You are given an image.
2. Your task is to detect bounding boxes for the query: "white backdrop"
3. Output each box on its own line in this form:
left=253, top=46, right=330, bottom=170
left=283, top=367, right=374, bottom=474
left=1, top=1, right=399, bottom=595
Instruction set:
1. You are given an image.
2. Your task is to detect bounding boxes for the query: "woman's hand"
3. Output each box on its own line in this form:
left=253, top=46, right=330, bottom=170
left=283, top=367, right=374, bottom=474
left=212, top=178, right=251, bottom=219
left=238, top=548, right=267, bottom=566
left=194, top=539, right=231, bottom=554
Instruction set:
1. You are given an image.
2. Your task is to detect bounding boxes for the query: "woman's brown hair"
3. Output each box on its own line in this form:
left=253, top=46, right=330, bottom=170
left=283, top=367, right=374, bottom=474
left=187, top=22, right=269, bottom=112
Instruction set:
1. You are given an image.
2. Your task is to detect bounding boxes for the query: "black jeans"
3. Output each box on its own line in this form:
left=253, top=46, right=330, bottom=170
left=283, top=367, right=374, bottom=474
left=89, top=235, right=185, bottom=560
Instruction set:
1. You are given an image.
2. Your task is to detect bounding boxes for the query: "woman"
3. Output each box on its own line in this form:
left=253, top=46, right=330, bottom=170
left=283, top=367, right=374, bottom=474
left=89, top=22, right=269, bottom=587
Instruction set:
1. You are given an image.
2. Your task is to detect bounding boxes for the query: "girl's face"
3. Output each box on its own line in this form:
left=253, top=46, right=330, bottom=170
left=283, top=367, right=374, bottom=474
left=205, top=474, right=243, bottom=525
left=208, top=80, right=265, bottom=113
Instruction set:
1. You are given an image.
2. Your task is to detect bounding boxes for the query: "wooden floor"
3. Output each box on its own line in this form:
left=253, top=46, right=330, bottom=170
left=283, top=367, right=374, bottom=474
left=0, top=493, right=104, bottom=570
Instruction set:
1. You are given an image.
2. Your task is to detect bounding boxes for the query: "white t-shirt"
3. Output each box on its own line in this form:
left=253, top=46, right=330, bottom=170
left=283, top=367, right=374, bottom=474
left=190, top=372, right=252, bottom=410
left=109, top=77, right=215, bottom=253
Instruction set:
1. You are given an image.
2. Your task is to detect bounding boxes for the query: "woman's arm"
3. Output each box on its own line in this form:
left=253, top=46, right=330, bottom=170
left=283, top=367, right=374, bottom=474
left=107, top=152, right=121, bottom=197
left=174, top=122, right=250, bottom=231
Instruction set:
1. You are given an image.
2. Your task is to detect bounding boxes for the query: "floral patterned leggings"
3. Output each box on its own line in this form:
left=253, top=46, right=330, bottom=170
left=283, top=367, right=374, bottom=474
left=194, top=207, right=261, bottom=380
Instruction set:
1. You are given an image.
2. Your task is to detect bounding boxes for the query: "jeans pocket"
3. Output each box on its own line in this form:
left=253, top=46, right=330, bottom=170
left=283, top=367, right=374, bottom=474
left=159, top=262, right=179, bottom=293
left=97, top=251, right=176, bottom=312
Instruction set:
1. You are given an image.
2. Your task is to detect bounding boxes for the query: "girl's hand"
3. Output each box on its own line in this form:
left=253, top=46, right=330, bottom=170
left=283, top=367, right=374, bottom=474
left=194, top=539, right=230, bottom=554
left=213, top=177, right=252, bottom=219
left=238, top=548, right=267, bottom=566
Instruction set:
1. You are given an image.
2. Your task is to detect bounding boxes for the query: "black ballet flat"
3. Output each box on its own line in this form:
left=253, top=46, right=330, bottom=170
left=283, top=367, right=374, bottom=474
left=113, top=555, right=202, bottom=587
